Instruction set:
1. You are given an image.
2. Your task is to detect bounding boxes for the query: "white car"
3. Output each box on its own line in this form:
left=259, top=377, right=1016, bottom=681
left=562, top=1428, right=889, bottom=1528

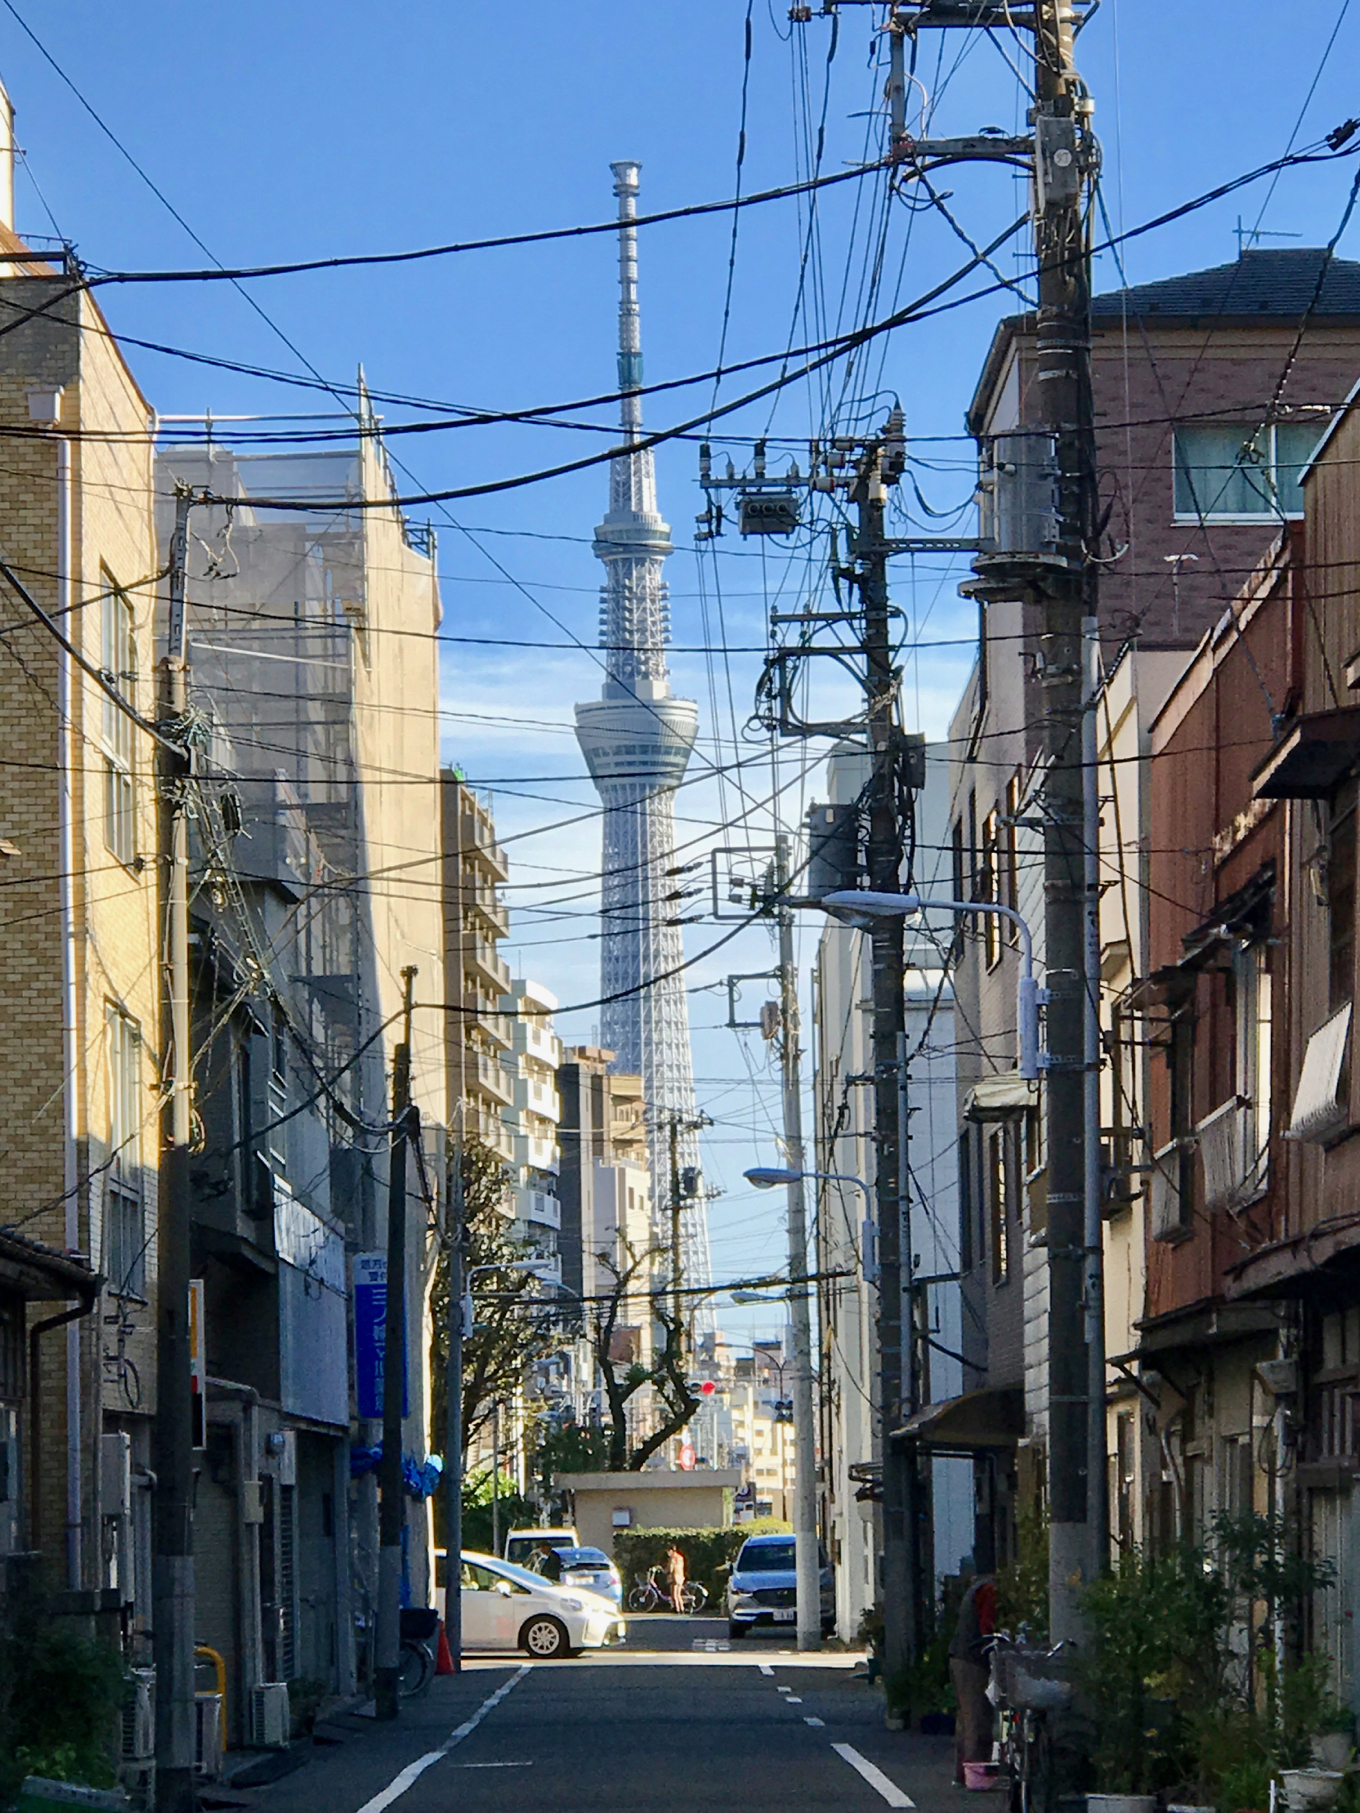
left=447, top=1549, right=627, bottom=1659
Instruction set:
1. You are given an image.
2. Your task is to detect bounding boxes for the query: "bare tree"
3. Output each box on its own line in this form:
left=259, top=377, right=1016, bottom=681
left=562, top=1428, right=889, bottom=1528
left=588, top=1239, right=702, bottom=1471
left=429, top=1136, right=556, bottom=1461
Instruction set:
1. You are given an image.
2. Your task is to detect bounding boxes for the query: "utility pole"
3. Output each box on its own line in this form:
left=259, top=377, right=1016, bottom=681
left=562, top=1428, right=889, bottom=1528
left=443, top=1145, right=465, bottom=1671
left=774, top=835, right=820, bottom=1653
left=669, top=1114, right=683, bottom=1337
left=850, top=437, right=920, bottom=1688
left=375, top=966, right=417, bottom=1720
left=154, top=486, right=198, bottom=1813
left=1030, top=0, right=1100, bottom=1641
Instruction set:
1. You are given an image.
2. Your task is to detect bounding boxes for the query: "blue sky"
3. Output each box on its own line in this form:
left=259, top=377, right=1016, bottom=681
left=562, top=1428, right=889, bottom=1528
left=6, top=0, right=1356, bottom=1337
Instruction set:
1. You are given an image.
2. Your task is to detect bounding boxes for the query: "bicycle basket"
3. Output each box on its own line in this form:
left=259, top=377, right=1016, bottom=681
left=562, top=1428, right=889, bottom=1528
left=400, top=1606, right=440, bottom=1642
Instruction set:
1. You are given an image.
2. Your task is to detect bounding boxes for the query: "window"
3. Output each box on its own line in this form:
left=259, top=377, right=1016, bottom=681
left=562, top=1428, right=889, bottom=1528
left=100, top=575, right=137, bottom=866
left=1173, top=421, right=1322, bottom=522
left=988, top=1124, right=1015, bottom=1285
left=1329, top=785, right=1357, bottom=1013
left=958, top=1128, right=974, bottom=1273
left=1003, top=770, right=1021, bottom=942
left=981, top=807, right=1001, bottom=968
left=105, top=1006, right=144, bottom=1297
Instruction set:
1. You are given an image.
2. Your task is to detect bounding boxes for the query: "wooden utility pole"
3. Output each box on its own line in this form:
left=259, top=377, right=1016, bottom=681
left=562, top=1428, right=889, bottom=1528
left=375, top=966, right=417, bottom=1719
left=1030, top=0, right=1101, bottom=1641
left=153, top=486, right=198, bottom=1813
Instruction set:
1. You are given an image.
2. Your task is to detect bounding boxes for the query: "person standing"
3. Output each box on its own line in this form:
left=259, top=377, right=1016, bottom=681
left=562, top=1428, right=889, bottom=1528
left=949, top=1571, right=997, bottom=1784
left=665, top=1544, right=687, bottom=1613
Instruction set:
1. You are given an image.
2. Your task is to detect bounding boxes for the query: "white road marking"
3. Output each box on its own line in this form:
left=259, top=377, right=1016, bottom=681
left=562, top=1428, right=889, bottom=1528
left=831, top=1743, right=915, bottom=1809
left=352, top=1665, right=531, bottom=1813
left=460, top=1762, right=533, bottom=1769
left=759, top=1663, right=775, bottom=1677
left=785, top=1696, right=802, bottom=1704
left=805, top=1716, right=825, bottom=1727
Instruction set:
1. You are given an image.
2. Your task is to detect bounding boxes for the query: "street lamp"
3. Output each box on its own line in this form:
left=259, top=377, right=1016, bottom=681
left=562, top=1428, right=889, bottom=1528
left=744, top=1166, right=878, bottom=1281
left=820, top=889, right=1042, bottom=1079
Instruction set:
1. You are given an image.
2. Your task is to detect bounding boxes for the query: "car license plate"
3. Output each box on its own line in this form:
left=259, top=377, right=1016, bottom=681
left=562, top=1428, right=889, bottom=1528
left=773, top=1609, right=795, bottom=1623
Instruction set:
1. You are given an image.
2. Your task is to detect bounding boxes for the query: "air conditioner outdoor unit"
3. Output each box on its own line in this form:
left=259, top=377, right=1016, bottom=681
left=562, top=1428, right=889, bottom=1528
left=250, top=1681, right=290, bottom=1749
left=120, top=1668, right=155, bottom=1761
left=194, top=1692, right=224, bottom=1778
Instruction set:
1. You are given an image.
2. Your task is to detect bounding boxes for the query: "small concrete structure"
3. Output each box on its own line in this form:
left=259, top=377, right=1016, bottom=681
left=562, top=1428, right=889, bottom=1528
left=555, top=1469, right=742, bottom=1556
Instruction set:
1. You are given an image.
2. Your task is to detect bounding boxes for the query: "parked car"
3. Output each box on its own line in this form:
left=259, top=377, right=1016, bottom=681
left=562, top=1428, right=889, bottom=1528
left=725, top=1533, right=834, bottom=1639
left=503, top=1525, right=581, bottom=1568
left=441, top=1549, right=626, bottom=1658
left=540, top=1545, right=623, bottom=1607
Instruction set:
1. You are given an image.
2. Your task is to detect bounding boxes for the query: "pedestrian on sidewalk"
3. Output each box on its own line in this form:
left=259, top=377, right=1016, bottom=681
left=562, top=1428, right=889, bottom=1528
left=949, top=1570, right=997, bottom=1785
left=665, top=1544, right=687, bottom=1613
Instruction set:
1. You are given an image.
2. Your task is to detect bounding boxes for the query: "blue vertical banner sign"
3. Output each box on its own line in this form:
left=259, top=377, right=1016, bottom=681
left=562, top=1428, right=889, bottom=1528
left=354, top=1252, right=407, bottom=1420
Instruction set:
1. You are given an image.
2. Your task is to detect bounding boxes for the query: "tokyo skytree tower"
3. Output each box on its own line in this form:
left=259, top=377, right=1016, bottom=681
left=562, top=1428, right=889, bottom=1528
left=574, top=160, right=710, bottom=1292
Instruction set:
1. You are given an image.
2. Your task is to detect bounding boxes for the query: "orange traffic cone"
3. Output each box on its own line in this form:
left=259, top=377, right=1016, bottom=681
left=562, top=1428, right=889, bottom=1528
left=436, top=1620, right=455, bottom=1675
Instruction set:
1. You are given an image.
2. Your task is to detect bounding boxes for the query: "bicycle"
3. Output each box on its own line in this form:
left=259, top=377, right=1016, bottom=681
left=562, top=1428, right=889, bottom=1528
left=990, top=1637, right=1072, bottom=1813
left=397, top=1606, right=441, bottom=1699
left=626, top=1566, right=708, bottom=1613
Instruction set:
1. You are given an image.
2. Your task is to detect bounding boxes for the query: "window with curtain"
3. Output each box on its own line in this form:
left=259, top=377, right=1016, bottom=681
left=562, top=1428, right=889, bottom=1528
left=1172, top=421, right=1322, bottom=521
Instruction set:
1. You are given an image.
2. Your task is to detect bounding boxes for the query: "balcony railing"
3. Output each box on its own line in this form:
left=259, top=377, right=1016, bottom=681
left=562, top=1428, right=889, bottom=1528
left=470, top=1049, right=514, bottom=1103
left=517, top=1075, right=559, bottom=1118
left=466, top=934, right=510, bottom=995
left=517, top=1189, right=562, bottom=1230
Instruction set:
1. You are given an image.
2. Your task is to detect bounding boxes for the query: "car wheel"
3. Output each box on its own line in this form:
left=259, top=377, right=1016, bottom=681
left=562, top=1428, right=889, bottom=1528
left=727, top=1622, right=745, bottom=1640
left=521, top=1615, right=570, bottom=1659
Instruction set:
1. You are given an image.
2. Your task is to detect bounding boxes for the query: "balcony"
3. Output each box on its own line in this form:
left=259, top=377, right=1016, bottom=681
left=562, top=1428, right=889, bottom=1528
left=465, top=990, right=512, bottom=1050
left=519, top=1019, right=562, bottom=1067
left=517, top=1073, right=560, bottom=1119
left=469, top=1048, right=514, bottom=1105
left=459, top=811, right=509, bottom=882
left=466, top=1101, right=515, bottom=1164
left=466, top=934, right=510, bottom=996
left=516, top=1131, right=558, bottom=1173
left=467, top=882, right=509, bottom=939
left=518, top=1189, right=562, bottom=1230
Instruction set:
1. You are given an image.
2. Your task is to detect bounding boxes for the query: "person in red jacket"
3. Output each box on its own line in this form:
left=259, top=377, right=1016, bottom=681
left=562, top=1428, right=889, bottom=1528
left=949, top=1572, right=997, bottom=1783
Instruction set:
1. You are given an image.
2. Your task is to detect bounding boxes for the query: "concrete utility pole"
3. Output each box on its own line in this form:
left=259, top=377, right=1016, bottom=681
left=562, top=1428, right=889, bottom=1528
left=774, top=836, right=821, bottom=1653
left=443, top=1148, right=465, bottom=1670
left=1030, top=0, right=1101, bottom=1642
left=375, top=966, right=418, bottom=1719
left=154, top=485, right=198, bottom=1813
left=849, top=439, right=920, bottom=1688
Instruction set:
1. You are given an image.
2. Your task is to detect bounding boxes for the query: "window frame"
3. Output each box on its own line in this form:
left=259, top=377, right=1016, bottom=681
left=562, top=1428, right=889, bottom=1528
left=104, top=1005, right=145, bottom=1299
left=1172, top=420, right=1320, bottom=525
left=99, top=571, right=138, bottom=868
left=981, top=806, right=1002, bottom=970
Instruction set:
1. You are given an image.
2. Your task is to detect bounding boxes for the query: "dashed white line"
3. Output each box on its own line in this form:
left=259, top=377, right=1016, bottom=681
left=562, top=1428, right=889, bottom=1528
left=805, top=1716, right=825, bottom=1727
left=785, top=1696, right=803, bottom=1704
left=759, top=1662, right=774, bottom=1677
left=778, top=1685, right=792, bottom=1694
left=831, top=1742, right=915, bottom=1808
left=353, top=1665, right=531, bottom=1813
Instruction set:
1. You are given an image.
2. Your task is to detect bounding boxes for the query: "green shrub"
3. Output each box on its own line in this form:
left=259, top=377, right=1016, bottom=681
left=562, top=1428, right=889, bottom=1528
left=614, top=1519, right=791, bottom=1603
left=0, top=1616, right=127, bottom=1795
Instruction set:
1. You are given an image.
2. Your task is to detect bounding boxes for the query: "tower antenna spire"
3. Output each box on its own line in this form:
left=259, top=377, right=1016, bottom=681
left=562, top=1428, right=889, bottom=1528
left=574, top=161, right=710, bottom=1308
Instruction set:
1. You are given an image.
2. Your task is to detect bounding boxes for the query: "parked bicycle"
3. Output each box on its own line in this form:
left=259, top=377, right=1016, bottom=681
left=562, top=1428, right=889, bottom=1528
left=626, top=1566, right=708, bottom=1613
left=990, top=1636, right=1073, bottom=1813
left=397, top=1606, right=440, bottom=1698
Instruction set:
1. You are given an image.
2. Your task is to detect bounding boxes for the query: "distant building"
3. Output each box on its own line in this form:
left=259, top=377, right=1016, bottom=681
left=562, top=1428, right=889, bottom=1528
left=442, top=776, right=516, bottom=1169
left=501, top=978, right=564, bottom=1274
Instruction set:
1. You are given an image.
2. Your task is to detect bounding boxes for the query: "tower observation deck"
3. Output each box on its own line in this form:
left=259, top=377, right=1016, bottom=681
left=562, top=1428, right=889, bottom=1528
left=574, top=160, right=709, bottom=1297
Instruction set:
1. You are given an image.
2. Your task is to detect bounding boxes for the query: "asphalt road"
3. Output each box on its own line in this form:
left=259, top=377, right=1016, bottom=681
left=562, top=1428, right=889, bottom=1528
left=259, top=1617, right=957, bottom=1813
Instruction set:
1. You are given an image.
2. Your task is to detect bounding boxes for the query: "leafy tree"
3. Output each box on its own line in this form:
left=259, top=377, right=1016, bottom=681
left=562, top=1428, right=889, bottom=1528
left=429, top=1136, right=557, bottom=1464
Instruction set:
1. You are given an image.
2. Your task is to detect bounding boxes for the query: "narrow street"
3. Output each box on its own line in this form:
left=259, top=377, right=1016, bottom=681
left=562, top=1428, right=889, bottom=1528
left=260, top=1622, right=952, bottom=1813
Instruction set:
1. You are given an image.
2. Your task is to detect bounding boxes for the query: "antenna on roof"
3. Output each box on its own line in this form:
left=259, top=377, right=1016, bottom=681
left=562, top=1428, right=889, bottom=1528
left=1235, top=216, right=1302, bottom=258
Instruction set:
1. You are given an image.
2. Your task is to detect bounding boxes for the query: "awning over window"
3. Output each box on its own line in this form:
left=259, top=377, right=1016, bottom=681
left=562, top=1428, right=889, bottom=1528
left=964, top=1074, right=1038, bottom=1122
left=892, top=1386, right=1024, bottom=1451
left=1285, top=1003, right=1351, bottom=1144
left=1252, top=708, right=1360, bottom=800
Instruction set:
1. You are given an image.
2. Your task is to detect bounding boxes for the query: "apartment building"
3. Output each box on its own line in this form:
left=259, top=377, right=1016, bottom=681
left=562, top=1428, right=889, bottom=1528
left=502, top=979, right=564, bottom=1274
left=442, top=776, right=516, bottom=1170
left=946, top=247, right=1360, bottom=1572
left=0, top=151, right=163, bottom=1618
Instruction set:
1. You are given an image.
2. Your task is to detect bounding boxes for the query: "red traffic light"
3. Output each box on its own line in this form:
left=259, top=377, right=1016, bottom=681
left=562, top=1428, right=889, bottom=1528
left=698, top=1379, right=717, bottom=1397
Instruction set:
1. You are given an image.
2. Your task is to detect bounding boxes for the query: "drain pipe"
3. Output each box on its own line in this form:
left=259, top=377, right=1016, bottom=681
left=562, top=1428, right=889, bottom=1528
left=29, top=1290, right=96, bottom=1557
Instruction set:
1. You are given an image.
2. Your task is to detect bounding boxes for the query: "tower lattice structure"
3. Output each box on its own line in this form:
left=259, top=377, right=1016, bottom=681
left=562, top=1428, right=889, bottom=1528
left=574, top=160, right=710, bottom=1298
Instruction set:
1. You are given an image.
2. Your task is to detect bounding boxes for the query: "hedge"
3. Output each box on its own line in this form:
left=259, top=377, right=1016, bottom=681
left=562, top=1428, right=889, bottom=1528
left=614, top=1518, right=792, bottom=1605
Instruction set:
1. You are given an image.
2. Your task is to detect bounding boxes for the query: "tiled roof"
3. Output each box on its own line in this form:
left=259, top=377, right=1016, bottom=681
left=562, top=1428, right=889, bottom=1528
left=1091, top=248, right=1360, bottom=319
